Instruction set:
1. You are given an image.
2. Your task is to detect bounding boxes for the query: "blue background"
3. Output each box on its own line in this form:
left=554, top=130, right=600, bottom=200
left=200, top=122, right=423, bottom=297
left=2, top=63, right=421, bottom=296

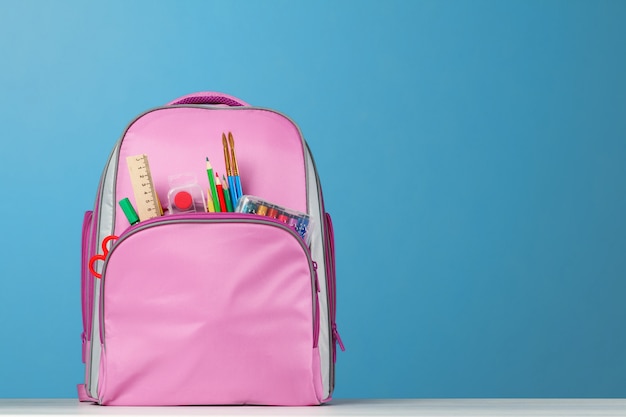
left=1, top=0, right=625, bottom=398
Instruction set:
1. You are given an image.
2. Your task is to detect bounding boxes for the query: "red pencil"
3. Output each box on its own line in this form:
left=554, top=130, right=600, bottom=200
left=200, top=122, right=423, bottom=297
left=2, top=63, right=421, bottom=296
left=215, top=173, right=227, bottom=212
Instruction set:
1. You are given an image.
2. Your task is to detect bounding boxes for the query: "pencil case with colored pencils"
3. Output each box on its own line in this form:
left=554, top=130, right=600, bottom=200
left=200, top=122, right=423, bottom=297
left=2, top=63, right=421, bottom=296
left=236, top=195, right=313, bottom=244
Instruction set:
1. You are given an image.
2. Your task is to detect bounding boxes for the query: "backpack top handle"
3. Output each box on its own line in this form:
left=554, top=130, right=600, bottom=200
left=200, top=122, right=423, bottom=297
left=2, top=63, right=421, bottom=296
left=167, top=91, right=250, bottom=107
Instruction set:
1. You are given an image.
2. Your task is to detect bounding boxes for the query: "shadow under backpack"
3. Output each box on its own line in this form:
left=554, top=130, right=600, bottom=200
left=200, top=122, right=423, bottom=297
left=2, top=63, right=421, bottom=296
left=78, top=91, right=343, bottom=406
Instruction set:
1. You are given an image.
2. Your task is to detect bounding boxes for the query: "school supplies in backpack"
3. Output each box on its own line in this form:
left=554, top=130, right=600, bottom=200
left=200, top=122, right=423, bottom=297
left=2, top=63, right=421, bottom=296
left=79, top=91, right=343, bottom=406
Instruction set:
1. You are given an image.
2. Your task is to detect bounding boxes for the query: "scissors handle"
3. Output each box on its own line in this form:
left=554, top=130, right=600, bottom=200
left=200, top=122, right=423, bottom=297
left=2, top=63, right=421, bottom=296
left=88, top=235, right=118, bottom=279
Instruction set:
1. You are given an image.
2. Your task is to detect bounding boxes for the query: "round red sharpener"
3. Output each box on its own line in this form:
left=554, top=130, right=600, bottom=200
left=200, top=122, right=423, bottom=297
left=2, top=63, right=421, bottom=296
left=174, top=191, right=193, bottom=211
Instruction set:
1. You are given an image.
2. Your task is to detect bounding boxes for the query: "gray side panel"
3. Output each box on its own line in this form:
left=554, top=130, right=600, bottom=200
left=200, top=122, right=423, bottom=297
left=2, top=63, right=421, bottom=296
left=87, top=146, right=119, bottom=400
left=305, top=148, right=332, bottom=400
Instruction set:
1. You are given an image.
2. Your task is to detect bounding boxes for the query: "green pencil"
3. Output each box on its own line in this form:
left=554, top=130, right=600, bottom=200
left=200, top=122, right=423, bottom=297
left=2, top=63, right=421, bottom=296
left=222, top=174, right=234, bottom=212
left=206, top=157, right=221, bottom=212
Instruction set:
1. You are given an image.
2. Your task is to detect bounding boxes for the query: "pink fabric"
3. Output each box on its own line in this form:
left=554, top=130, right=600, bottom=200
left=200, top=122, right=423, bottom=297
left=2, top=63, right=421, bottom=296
left=114, top=107, right=307, bottom=236
left=99, top=221, right=321, bottom=405
left=77, top=383, right=96, bottom=402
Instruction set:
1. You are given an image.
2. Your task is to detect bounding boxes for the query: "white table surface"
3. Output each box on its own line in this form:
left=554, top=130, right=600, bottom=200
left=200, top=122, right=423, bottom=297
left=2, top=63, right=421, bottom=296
left=1, top=399, right=625, bottom=417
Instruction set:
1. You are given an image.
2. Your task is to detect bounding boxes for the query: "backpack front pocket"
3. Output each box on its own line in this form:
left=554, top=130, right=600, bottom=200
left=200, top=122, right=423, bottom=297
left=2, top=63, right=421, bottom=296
left=98, top=215, right=322, bottom=406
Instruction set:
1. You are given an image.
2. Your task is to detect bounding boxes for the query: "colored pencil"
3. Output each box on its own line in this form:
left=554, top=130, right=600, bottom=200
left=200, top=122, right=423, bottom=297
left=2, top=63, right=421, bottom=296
left=206, top=157, right=221, bottom=212
left=266, top=207, right=278, bottom=219
left=288, top=216, right=299, bottom=231
left=206, top=189, right=215, bottom=213
left=215, top=173, right=227, bottom=212
left=222, top=174, right=234, bottom=212
left=257, top=204, right=268, bottom=216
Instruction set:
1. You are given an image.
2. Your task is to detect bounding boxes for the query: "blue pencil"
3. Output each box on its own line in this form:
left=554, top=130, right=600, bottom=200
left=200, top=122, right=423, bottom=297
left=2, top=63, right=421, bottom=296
left=234, top=176, right=243, bottom=205
left=228, top=176, right=237, bottom=203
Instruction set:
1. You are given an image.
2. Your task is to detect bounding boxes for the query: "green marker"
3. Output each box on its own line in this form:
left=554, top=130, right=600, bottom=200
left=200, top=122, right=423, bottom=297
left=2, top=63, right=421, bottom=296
left=119, top=198, right=140, bottom=225
left=206, top=157, right=221, bottom=212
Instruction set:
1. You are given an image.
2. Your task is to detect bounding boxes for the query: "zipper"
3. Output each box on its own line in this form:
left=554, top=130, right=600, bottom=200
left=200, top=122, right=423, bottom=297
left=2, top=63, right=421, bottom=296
left=81, top=210, right=94, bottom=363
left=98, top=213, right=319, bottom=349
left=323, top=212, right=344, bottom=397
left=324, top=213, right=344, bottom=355
left=312, top=262, right=320, bottom=348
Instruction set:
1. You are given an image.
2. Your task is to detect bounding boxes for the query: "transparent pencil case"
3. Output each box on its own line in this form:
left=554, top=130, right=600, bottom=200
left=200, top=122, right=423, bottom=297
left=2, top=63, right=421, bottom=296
left=166, top=174, right=207, bottom=215
left=235, top=195, right=312, bottom=245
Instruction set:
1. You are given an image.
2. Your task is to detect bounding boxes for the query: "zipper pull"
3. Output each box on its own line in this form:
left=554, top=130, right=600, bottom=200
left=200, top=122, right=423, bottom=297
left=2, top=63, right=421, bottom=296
left=332, top=322, right=345, bottom=352
left=312, top=261, right=320, bottom=292
left=81, top=332, right=87, bottom=363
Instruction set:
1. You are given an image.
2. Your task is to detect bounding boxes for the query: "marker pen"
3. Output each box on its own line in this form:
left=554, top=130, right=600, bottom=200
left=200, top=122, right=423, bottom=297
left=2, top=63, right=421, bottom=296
left=119, top=198, right=140, bottom=226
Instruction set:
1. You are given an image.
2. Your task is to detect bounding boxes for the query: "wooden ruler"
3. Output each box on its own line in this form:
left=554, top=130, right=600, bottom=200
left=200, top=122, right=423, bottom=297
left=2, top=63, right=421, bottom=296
left=126, top=154, right=162, bottom=221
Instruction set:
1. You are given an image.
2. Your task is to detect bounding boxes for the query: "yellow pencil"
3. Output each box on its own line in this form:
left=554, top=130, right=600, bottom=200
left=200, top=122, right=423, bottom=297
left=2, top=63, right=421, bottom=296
left=206, top=189, right=216, bottom=213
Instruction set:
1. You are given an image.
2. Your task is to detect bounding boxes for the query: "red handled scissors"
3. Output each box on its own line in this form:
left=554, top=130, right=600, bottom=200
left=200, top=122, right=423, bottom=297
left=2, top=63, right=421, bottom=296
left=89, top=235, right=118, bottom=279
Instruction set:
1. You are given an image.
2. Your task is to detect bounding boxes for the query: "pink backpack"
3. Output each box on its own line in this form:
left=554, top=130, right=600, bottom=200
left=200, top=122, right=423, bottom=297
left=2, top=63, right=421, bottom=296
left=79, top=92, right=343, bottom=405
